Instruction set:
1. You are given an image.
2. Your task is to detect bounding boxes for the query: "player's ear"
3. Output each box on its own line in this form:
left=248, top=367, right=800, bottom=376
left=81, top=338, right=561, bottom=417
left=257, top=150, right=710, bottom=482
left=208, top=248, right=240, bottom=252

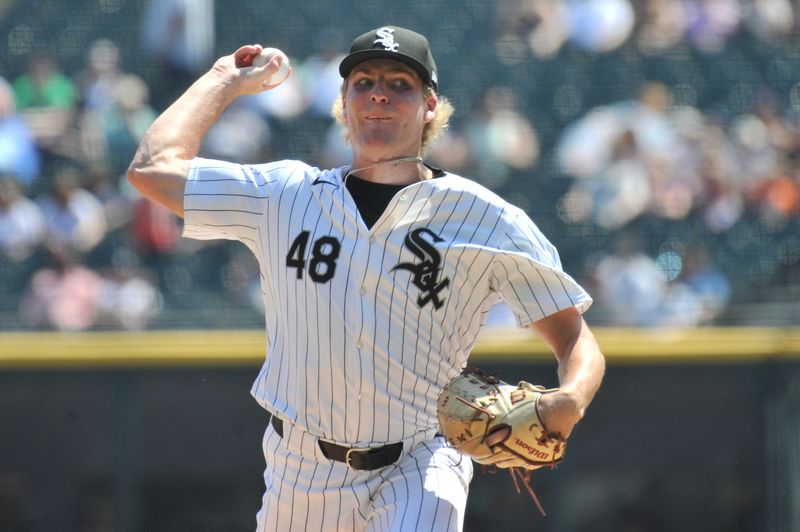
left=341, top=78, right=351, bottom=118
left=424, top=93, right=437, bottom=124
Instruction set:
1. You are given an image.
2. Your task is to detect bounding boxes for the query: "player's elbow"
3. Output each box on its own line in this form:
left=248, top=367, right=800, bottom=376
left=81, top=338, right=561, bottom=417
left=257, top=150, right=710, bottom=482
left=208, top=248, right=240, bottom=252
left=126, top=161, right=159, bottom=202
left=127, top=157, right=188, bottom=218
left=127, top=145, right=156, bottom=189
left=127, top=160, right=149, bottom=194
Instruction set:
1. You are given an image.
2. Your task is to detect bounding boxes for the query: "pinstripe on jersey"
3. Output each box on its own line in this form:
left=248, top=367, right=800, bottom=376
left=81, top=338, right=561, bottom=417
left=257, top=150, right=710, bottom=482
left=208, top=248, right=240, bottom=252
left=183, top=158, right=592, bottom=446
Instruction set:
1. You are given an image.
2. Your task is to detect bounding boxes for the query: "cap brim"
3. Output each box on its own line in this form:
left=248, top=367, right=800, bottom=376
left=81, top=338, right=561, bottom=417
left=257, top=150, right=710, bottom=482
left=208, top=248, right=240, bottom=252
left=339, top=50, right=433, bottom=87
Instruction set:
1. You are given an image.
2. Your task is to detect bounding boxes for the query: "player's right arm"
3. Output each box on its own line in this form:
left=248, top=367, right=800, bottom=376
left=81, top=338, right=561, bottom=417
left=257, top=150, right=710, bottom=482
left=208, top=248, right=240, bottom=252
left=128, top=45, right=291, bottom=218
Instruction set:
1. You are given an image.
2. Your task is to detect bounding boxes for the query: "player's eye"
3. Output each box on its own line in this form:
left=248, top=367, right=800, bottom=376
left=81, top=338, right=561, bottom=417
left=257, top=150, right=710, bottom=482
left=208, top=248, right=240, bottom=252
left=390, top=78, right=411, bottom=90
left=353, top=77, right=374, bottom=89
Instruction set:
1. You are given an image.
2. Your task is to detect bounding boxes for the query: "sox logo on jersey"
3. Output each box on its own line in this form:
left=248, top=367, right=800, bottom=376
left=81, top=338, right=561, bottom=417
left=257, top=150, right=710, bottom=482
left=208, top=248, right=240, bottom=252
left=391, top=227, right=450, bottom=309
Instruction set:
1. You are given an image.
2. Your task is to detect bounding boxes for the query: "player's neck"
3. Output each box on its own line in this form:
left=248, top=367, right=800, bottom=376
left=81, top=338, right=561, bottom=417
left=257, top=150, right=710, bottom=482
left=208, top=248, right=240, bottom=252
left=348, top=154, right=430, bottom=185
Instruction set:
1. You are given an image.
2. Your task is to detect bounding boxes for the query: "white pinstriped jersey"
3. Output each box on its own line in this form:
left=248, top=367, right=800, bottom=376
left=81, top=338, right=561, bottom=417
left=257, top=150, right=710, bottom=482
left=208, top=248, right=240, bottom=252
left=183, top=158, right=592, bottom=446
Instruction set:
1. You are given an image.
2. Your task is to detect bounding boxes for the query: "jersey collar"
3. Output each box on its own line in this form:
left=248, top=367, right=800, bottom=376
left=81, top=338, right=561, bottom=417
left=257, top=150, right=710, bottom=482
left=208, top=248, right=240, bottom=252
left=311, top=165, right=444, bottom=188
left=311, top=167, right=348, bottom=188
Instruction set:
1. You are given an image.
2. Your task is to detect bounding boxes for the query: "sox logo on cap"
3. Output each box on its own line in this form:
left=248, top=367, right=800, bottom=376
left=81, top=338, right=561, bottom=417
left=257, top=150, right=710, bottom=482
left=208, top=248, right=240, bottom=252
left=374, top=27, right=400, bottom=51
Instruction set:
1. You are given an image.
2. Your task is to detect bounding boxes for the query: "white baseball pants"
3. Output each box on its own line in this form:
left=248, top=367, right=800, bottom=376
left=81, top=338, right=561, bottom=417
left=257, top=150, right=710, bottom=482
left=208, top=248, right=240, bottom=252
left=256, top=419, right=473, bottom=531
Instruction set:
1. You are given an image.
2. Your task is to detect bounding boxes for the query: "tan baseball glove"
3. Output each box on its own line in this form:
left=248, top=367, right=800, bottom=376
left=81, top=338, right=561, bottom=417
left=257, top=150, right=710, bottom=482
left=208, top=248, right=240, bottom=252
left=437, top=367, right=566, bottom=513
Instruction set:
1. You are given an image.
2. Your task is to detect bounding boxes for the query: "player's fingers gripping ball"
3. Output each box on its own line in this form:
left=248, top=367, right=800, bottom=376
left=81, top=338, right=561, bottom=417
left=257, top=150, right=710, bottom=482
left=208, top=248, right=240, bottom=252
left=249, top=47, right=291, bottom=87
left=437, top=367, right=566, bottom=469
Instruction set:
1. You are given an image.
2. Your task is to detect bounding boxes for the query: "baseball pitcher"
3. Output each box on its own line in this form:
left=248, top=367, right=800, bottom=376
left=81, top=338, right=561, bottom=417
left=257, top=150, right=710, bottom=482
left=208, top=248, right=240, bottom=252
left=128, top=25, right=605, bottom=531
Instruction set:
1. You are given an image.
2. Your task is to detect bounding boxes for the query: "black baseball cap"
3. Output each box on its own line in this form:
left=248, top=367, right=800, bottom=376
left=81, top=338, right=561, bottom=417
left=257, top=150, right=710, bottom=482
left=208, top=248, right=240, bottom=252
left=339, top=26, right=438, bottom=90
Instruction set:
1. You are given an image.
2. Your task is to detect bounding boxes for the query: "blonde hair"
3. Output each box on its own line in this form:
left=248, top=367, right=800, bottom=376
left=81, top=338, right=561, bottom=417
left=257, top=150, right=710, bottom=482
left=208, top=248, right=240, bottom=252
left=331, top=82, right=454, bottom=155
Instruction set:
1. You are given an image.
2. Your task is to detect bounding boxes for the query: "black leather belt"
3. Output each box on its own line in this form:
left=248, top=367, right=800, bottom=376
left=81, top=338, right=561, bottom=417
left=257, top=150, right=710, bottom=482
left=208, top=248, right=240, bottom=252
left=271, top=415, right=403, bottom=471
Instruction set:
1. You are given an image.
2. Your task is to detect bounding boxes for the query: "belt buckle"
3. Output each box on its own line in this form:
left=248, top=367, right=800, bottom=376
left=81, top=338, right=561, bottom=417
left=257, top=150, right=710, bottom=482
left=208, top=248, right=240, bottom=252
left=344, top=447, right=371, bottom=470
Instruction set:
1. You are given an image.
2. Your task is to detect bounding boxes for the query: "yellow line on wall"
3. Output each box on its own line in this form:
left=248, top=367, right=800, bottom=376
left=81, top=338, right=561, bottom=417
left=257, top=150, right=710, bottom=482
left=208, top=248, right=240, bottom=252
left=0, top=330, right=267, bottom=368
left=474, top=327, right=800, bottom=362
left=0, top=327, right=798, bottom=369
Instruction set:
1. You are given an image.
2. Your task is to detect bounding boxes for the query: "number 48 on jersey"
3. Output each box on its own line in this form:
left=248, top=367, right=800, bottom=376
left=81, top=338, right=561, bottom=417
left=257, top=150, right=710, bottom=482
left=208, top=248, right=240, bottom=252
left=285, top=231, right=342, bottom=283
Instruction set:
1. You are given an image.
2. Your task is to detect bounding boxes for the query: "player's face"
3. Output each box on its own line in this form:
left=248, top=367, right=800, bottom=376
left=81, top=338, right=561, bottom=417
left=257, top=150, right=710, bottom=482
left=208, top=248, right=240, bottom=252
left=343, top=59, right=436, bottom=161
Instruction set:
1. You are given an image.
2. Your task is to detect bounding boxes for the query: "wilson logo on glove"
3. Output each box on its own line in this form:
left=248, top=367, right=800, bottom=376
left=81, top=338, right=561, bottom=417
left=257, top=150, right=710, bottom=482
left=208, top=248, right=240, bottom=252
left=514, top=438, right=553, bottom=460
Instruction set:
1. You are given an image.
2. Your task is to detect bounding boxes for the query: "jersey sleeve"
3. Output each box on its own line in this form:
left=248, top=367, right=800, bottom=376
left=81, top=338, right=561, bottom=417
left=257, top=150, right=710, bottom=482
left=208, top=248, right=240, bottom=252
left=490, top=207, right=592, bottom=327
left=182, top=157, right=281, bottom=245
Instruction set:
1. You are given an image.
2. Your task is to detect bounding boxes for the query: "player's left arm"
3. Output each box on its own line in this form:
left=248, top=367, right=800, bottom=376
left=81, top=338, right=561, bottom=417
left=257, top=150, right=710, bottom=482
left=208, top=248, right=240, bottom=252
left=527, top=306, right=605, bottom=439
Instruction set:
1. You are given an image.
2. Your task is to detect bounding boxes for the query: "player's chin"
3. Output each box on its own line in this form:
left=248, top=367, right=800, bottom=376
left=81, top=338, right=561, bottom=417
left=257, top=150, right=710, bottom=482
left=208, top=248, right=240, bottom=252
left=358, top=132, right=400, bottom=152
left=361, top=121, right=395, bottom=135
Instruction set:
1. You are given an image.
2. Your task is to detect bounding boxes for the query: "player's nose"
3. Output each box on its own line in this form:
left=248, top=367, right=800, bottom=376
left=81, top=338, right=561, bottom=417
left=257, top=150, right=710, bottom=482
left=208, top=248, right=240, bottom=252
left=370, top=83, right=389, bottom=103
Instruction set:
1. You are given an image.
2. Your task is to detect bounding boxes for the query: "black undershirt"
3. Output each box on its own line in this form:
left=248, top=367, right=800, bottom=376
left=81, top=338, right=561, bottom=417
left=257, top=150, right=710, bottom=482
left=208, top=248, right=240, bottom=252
left=346, top=167, right=445, bottom=229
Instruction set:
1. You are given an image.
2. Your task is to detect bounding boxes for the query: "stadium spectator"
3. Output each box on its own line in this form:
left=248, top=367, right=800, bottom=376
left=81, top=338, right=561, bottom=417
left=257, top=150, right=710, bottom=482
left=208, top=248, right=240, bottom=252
left=636, top=0, right=690, bottom=54
left=463, top=85, right=540, bottom=188
left=557, top=82, right=681, bottom=228
left=19, top=242, right=102, bottom=331
left=199, top=99, right=272, bottom=163
left=75, top=39, right=124, bottom=111
left=37, top=165, right=107, bottom=253
left=12, top=51, right=77, bottom=110
left=131, top=195, right=181, bottom=264
left=79, top=73, right=157, bottom=175
left=0, top=77, right=41, bottom=188
left=743, top=0, right=795, bottom=41
left=671, top=243, right=731, bottom=324
left=683, top=0, right=742, bottom=53
left=523, top=0, right=571, bottom=59
left=0, top=173, right=45, bottom=261
left=567, top=0, right=636, bottom=53
left=492, top=0, right=570, bottom=61
left=587, top=230, right=667, bottom=326
left=299, top=28, right=349, bottom=118
left=11, top=51, right=78, bottom=157
left=426, top=127, right=473, bottom=176
left=139, top=0, right=215, bottom=109
left=97, top=247, right=161, bottom=330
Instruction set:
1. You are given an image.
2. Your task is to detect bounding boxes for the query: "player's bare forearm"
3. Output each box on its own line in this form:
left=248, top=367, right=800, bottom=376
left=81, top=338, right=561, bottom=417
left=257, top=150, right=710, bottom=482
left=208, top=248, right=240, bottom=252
left=554, top=319, right=604, bottom=412
left=128, top=45, right=292, bottom=217
left=143, top=75, right=234, bottom=160
left=528, top=307, right=605, bottom=437
left=128, top=68, right=239, bottom=217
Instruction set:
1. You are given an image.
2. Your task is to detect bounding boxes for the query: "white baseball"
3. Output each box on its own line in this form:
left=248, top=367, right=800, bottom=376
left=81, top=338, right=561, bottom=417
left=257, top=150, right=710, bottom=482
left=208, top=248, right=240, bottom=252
left=252, top=48, right=291, bottom=85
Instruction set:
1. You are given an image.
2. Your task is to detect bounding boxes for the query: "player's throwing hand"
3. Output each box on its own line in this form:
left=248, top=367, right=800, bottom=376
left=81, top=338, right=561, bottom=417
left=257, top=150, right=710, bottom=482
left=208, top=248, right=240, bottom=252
left=211, top=44, right=292, bottom=95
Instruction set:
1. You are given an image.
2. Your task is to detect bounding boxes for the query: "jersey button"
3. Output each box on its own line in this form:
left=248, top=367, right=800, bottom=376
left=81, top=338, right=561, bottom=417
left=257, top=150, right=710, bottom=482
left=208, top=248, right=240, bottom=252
left=359, top=286, right=367, bottom=296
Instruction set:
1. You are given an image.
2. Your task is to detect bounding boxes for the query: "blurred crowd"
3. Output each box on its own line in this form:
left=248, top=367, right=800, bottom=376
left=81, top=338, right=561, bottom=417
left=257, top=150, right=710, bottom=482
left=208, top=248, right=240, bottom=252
left=1, top=0, right=799, bottom=331
left=493, top=0, right=797, bottom=59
